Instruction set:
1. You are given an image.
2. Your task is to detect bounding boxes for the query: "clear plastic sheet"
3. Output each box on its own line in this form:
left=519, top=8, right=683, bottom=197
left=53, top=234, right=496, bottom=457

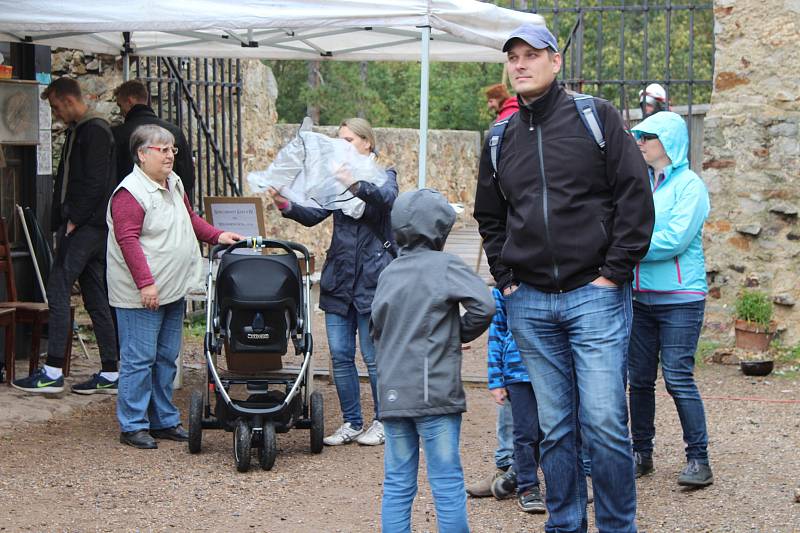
left=247, top=117, right=387, bottom=218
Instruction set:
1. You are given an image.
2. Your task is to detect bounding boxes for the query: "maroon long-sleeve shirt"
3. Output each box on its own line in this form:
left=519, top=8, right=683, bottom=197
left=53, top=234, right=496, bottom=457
left=111, top=187, right=222, bottom=289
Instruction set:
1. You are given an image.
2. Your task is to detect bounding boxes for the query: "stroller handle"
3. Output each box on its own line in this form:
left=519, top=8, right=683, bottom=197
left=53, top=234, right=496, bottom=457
left=211, top=237, right=311, bottom=261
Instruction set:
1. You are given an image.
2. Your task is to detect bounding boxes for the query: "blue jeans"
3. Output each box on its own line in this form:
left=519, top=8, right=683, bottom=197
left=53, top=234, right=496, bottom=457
left=382, top=414, right=469, bottom=533
left=507, top=282, right=637, bottom=533
left=494, top=400, right=515, bottom=469
left=116, top=299, right=184, bottom=433
left=628, top=299, right=709, bottom=463
left=506, top=382, right=542, bottom=492
left=325, top=306, right=378, bottom=428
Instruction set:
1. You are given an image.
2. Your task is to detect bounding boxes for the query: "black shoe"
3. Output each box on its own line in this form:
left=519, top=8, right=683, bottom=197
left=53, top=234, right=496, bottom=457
left=677, top=460, right=713, bottom=487
left=634, top=452, right=654, bottom=478
left=150, top=424, right=189, bottom=442
left=491, top=466, right=518, bottom=499
left=120, top=430, right=157, bottom=449
left=518, top=486, right=546, bottom=514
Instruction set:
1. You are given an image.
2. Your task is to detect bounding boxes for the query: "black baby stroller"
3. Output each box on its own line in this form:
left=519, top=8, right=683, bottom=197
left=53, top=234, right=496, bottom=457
left=187, top=237, right=323, bottom=472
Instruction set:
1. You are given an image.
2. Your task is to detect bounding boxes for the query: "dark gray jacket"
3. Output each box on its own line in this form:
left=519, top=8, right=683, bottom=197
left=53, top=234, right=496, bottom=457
left=371, top=189, right=495, bottom=419
left=281, top=169, right=398, bottom=316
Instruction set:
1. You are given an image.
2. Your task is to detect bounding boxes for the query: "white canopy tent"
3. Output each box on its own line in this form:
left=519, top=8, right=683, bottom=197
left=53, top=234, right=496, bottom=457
left=0, top=0, right=543, bottom=186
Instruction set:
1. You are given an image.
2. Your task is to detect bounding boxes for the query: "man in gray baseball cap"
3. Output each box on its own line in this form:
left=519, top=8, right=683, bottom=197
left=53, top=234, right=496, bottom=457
left=502, top=23, right=559, bottom=53
left=474, top=19, right=653, bottom=533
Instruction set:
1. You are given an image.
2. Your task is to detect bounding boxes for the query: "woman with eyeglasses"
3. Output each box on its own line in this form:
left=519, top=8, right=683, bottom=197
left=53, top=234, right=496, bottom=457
left=628, top=112, right=714, bottom=487
left=107, top=124, right=242, bottom=450
left=267, top=117, right=398, bottom=448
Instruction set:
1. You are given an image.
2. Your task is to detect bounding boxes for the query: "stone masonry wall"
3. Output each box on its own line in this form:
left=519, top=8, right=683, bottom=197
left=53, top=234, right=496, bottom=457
left=702, top=0, right=800, bottom=343
left=46, top=54, right=482, bottom=269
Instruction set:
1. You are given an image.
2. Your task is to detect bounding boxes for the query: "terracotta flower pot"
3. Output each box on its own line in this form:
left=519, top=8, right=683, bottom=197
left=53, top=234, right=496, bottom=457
left=733, top=319, right=775, bottom=352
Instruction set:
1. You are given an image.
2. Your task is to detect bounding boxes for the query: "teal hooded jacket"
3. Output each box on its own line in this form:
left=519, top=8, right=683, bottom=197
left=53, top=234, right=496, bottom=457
left=630, top=112, right=710, bottom=297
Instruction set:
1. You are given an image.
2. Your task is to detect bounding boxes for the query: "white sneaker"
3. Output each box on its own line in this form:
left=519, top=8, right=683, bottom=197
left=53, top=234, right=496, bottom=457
left=323, top=422, right=363, bottom=446
left=356, top=420, right=385, bottom=446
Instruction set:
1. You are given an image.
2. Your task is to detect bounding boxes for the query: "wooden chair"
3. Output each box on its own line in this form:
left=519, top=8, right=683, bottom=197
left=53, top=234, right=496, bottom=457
left=0, top=217, right=74, bottom=378
left=0, top=307, right=15, bottom=385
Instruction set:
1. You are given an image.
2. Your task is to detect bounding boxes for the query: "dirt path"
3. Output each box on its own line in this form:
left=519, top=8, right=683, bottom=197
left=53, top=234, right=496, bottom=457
left=1, top=362, right=798, bottom=532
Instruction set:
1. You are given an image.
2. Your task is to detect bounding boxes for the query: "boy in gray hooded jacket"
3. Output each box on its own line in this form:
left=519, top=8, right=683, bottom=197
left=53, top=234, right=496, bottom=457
left=371, top=188, right=495, bottom=533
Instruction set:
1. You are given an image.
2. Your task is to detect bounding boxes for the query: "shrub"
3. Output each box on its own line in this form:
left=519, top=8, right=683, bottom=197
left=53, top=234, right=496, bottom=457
left=734, top=290, right=773, bottom=328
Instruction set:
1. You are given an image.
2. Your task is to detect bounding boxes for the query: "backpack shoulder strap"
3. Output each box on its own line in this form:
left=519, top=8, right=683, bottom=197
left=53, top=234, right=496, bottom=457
left=488, top=114, right=514, bottom=174
left=572, top=93, right=606, bottom=150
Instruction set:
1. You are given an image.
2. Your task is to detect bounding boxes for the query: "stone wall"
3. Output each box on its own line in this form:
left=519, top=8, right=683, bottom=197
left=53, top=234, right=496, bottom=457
left=46, top=53, right=482, bottom=267
left=701, top=0, right=800, bottom=343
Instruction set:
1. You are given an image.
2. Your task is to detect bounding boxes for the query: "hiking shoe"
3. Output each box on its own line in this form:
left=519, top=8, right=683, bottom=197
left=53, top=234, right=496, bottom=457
left=491, top=466, right=518, bottom=499
left=467, top=468, right=505, bottom=497
left=323, top=422, right=363, bottom=446
left=120, top=430, right=157, bottom=449
left=634, top=452, right=654, bottom=478
left=11, top=367, right=64, bottom=394
left=518, top=486, right=546, bottom=514
left=356, top=420, right=385, bottom=446
left=677, top=460, right=713, bottom=487
left=72, top=373, right=118, bottom=395
left=150, top=424, right=189, bottom=442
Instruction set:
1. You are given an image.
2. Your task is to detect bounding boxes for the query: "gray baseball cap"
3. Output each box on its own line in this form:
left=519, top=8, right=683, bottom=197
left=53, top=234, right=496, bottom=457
left=502, top=24, right=559, bottom=53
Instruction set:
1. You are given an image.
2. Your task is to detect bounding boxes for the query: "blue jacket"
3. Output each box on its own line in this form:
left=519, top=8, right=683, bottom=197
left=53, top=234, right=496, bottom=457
left=282, top=169, right=398, bottom=316
left=487, top=288, right=530, bottom=390
left=631, top=112, right=709, bottom=296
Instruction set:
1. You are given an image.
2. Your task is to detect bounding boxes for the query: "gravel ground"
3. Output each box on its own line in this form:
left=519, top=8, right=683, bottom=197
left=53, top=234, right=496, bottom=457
left=1, top=305, right=798, bottom=532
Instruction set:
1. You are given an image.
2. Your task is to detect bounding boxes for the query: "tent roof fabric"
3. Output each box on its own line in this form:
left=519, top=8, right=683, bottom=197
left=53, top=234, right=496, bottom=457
left=0, top=0, right=544, bottom=62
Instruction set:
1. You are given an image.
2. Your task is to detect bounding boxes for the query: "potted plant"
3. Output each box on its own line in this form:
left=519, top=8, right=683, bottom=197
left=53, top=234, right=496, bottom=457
left=733, top=290, right=776, bottom=376
left=734, top=290, right=775, bottom=351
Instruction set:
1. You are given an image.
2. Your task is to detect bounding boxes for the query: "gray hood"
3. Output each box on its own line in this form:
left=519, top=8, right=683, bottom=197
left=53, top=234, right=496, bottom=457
left=391, top=188, right=456, bottom=253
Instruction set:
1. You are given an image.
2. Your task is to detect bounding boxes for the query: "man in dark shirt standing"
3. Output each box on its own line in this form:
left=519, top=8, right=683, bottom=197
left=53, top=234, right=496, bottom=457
left=474, top=23, right=654, bottom=533
left=112, top=80, right=195, bottom=201
left=13, top=77, right=119, bottom=395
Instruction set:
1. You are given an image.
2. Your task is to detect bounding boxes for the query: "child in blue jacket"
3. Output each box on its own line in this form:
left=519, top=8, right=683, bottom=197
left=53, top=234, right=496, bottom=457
left=486, top=287, right=545, bottom=513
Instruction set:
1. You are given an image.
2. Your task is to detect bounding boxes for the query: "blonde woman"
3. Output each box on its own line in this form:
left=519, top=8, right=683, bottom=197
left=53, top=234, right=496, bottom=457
left=268, top=118, right=397, bottom=446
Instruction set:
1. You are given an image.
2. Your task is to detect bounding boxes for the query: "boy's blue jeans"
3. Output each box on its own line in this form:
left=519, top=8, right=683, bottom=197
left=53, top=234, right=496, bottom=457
left=325, top=306, right=379, bottom=428
left=382, top=414, right=469, bottom=533
left=507, top=281, right=637, bottom=533
left=506, top=382, right=542, bottom=492
left=494, top=401, right=514, bottom=469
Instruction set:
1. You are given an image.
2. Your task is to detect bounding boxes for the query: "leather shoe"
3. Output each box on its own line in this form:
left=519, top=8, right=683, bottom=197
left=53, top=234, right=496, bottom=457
left=150, top=424, right=189, bottom=442
left=120, top=430, right=157, bottom=449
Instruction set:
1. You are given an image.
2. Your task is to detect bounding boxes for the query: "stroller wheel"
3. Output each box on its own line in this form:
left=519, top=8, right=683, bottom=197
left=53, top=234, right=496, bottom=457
left=258, top=423, right=277, bottom=471
left=188, top=390, right=203, bottom=454
left=310, top=390, right=324, bottom=454
left=233, top=419, right=252, bottom=472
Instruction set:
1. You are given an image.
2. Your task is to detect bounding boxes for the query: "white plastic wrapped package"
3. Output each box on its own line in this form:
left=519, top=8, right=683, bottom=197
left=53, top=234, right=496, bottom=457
left=247, top=117, right=387, bottom=219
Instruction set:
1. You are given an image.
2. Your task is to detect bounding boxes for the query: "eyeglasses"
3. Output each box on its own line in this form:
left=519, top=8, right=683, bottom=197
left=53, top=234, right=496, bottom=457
left=638, top=133, right=659, bottom=142
left=147, top=145, right=178, bottom=155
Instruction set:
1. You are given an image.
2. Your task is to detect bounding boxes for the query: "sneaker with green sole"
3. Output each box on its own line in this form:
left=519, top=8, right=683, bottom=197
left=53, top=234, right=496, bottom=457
left=71, top=373, right=118, bottom=395
left=12, top=367, right=64, bottom=394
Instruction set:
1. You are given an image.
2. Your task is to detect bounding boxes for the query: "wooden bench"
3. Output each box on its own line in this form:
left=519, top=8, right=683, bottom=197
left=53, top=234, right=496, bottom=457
left=444, top=225, right=494, bottom=285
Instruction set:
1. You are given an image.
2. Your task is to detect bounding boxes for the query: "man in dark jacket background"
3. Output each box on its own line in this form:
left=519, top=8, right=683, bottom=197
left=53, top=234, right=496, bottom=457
left=13, top=77, right=119, bottom=395
left=474, top=23, right=655, bottom=533
left=112, top=80, right=195, bottom=201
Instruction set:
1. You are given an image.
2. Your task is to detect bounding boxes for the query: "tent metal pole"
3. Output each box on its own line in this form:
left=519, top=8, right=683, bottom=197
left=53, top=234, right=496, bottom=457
left=417, top=26, right=430, bottom=189
left=122, top=32, right=131, bottom=81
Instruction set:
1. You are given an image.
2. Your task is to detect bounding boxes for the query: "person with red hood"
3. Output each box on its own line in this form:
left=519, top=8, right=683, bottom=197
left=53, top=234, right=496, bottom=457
left=485, top=83, right=519, bottom=123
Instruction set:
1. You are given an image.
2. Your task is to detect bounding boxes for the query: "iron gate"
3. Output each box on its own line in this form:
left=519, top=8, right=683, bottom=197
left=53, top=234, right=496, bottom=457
left=496, top=0, right=714, bottom=150
left=133, top=57, right=244, bottom=211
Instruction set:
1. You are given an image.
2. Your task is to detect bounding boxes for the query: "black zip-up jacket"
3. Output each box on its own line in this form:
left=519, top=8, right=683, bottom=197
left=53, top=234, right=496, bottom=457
left=474, top=81, right=655, bottom=292
left=52, top=115, right=116, bottom=231
left=281, top=169, right=398, bottom=317
left=112, top=104, right=195, bottom=198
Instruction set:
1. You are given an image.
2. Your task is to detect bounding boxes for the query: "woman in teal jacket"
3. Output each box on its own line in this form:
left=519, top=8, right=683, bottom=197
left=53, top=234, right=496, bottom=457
left=628, top=111, right=714, bottom=488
